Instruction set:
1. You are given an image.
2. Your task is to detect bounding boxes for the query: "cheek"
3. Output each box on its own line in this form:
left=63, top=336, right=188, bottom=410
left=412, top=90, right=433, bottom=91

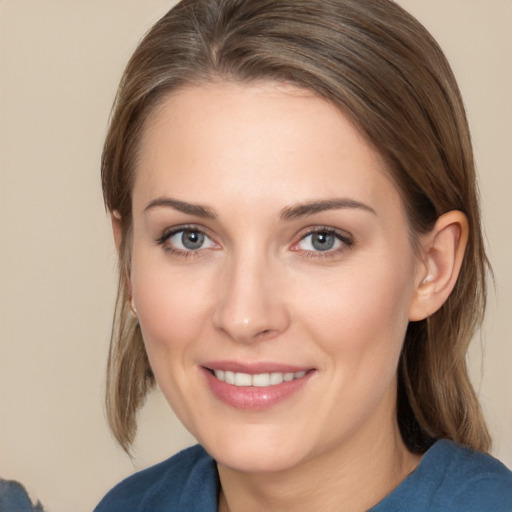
left=294, top=251, right=415, bottom=368
left=130, top=250, right=214, bottom=357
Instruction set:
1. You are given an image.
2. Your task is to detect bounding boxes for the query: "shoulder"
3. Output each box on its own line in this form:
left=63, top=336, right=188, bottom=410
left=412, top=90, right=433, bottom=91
left=93, top=444, right=218, bottom=512
left=371, top=440, right=512, bottom=512
left=0, top=478, right=45, bottom=512
left=429, top=440, right=512, bottom=511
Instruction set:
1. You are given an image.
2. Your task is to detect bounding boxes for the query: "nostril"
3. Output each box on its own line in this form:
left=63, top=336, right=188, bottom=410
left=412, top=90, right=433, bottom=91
left=255, top=328, right=277, bottom=340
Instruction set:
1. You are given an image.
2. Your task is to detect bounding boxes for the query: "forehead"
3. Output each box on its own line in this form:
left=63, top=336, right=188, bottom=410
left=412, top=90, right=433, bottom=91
left=133, top=81, right=403, bottom=220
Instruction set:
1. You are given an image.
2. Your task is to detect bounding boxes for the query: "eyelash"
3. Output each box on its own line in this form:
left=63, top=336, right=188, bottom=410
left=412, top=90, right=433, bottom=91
left=155, top=224, right=216, bottom=258
left=291, top=226, right=354, bottom=258
left=155, top=225, right=354, bottom=259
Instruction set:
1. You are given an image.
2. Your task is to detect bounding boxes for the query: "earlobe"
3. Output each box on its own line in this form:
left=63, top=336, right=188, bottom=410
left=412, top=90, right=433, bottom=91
left=111, top=210, right=123, bottom=253
left=408, top=210, right=468, bottom=321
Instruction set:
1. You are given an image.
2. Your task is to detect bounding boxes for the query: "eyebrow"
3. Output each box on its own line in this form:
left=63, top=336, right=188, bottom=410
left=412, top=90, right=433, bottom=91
left=143, top=196, right=375, bottom=221
left=280, top=198, right=376, bottom=221
left=143, top=197, right=217, bottom=218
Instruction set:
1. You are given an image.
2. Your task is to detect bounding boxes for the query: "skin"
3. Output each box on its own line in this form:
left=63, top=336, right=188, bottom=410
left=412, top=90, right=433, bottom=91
left=116, top=82, right=467, bottom=512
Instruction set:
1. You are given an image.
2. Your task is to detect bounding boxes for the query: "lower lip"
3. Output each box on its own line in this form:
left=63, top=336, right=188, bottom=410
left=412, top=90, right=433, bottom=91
left=201, top=368, right=314, bottom=410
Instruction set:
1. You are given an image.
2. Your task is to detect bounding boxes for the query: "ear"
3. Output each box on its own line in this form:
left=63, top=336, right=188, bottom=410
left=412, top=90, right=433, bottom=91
left=110, top=210, right=123, bottom=254
left=110, top=210, right=134, bottom=297
left=408, top=210, right=468, bottom=321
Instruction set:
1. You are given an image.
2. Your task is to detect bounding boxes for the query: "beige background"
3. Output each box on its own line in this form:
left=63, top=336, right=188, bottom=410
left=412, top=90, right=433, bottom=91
left=0, top=1, right=510, bottom=511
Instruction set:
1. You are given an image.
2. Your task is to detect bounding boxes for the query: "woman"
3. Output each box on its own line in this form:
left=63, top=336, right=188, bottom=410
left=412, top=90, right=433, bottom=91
left=95, top=0, right=512, bottom=510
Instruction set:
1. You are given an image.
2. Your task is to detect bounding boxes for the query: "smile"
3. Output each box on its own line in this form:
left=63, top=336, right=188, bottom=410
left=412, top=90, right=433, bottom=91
left=202, top=365, right=314, bottom=410
left=212, top=370, right=307, bottom=387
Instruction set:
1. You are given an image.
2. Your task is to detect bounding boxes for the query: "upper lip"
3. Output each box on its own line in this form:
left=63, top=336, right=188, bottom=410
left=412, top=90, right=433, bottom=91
left=201, top=360, right=313, bottom=374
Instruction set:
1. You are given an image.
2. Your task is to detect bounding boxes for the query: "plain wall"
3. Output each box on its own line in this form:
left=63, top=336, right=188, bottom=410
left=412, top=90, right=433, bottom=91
left=0, top=1, right=510, bottom=511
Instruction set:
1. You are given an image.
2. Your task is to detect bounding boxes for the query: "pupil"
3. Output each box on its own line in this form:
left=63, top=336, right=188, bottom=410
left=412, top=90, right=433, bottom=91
left=312, top=232, right=335, bottom=251
left=182, top=230, right=204, bottom=250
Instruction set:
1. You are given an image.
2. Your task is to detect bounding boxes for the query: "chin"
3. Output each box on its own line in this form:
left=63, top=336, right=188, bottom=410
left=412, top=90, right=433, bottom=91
left=214, top=445, right=305, bottom=474
left=197, top=425, right=313, bottom=474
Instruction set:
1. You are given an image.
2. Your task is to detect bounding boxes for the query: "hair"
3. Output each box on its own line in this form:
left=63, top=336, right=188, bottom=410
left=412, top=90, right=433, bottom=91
left=102, top=0, right=491, bottom=454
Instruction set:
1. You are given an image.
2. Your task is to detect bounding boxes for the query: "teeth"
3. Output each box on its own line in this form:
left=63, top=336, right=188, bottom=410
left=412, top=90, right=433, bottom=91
left=213, top=369, right=307, bottom=387
left=234, top=372, right=252, bottom=386
left=270, top=372, right=284, bottom=385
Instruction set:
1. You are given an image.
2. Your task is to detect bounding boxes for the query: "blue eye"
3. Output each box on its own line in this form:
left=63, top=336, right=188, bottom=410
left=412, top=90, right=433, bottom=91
left=296, top=229, right=351, bottom=253
left=161, top=228, right=217, bottom=252
left=304, top=232, right=337, bottom=251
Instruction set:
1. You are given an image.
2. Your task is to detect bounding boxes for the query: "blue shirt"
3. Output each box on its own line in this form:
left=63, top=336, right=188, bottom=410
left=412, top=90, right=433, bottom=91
left=0, top=479, right=46, bottom=512
left=94, top=440, right=512, bottom=511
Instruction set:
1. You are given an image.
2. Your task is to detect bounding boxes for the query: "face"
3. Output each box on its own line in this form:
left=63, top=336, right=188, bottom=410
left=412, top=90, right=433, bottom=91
left=129, top=82, right=422, bottom=473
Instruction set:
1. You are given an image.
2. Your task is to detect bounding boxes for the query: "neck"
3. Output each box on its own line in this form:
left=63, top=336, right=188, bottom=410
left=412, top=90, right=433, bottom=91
left=217, top=408, right=421, bottom=512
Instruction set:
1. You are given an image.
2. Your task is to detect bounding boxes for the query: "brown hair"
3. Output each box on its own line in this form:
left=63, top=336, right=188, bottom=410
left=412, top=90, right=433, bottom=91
left=102, top=0, right=491, bottom=454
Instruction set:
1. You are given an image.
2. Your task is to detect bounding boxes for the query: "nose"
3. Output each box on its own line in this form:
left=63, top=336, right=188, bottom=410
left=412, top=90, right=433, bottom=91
left=212, top=253, right=290, bottom=344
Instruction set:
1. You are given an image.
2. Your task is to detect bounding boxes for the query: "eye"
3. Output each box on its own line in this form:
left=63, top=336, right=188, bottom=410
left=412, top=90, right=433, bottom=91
left=292, top=228, right=353, bottom=255
left=299, top=232, right=339, bottom=251
left=157, top=227, right=217, bottom=253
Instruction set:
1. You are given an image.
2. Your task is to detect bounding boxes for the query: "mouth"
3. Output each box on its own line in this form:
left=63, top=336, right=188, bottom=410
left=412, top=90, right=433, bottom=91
left=201, top=363, right=315, bottom=409
left=209, top=369, right=308, bottom=387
